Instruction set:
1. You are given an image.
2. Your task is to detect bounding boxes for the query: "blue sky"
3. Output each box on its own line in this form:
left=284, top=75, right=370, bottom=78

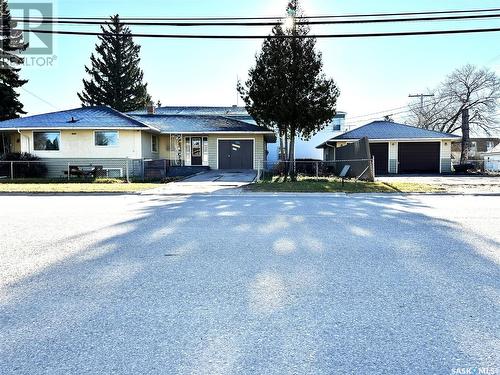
left=11, top=0, right=500, bottom=126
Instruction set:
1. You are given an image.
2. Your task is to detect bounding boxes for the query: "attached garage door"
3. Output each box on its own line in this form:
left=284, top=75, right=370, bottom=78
left=370, top=143, right=389, bottom=175
left=398, top=142, right=440, bottom=174
left=218, top=140, right=254, bottom=169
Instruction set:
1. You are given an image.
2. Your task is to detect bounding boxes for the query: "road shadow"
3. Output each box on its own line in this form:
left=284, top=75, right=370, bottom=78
left=0, top=194, right=499, bottom=374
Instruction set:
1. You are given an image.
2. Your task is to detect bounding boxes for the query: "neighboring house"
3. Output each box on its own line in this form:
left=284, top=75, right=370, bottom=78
left=130, top=106, right=347, bottom=163
left=317, top=120, right=461, bottom=175
left=484, top=144, right=500, bottom=172
left=294, top=112, right=348, bottom=160
left=0, top=106, right=276, bottom=176
left=451, top=137, right=500, bottom=160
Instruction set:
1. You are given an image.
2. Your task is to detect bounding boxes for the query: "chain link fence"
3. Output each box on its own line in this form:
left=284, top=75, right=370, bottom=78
left=258, top=159, right=375, bottom=181
left=0, top=158, right=147, bottom=181
left=454, top=159, right=500, bottom=174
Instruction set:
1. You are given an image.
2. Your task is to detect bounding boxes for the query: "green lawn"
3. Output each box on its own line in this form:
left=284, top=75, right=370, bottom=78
left=246, top=176, right=444, bottom=193
left=0, top=181, right=161, bottom=193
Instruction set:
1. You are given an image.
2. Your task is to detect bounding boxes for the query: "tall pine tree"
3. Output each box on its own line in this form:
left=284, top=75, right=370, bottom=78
left=0, top=0, right=28, bottom=121
left=239, top=0, right=339, bottom=177
left=78, top=14, right=151, bottom=112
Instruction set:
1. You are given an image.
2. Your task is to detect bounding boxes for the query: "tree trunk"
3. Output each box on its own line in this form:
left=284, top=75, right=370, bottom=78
left=284, top=130, right=289, bottom=160
left=288, top=127, right=296, bottom=180
left=278, top=130, right=285, bottom=161
left=460, top=108, right=470, bottom=164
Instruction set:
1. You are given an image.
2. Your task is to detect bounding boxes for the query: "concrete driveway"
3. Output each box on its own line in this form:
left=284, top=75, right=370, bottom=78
left=0, top=194, right=498, bottom=374
left=148, top=169, right=257, bottom=195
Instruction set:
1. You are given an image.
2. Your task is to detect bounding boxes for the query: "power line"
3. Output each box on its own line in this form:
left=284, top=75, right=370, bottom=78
left=11, top=13, right=500, bottom=27
left=16, top=26, right=500, bottom=39
left=14, top=7, right=500, bottom=21
left=345, top=100, right=442, bottom=126
left=12, top=13, right=500, bottom=27
left=347, top=105, right=411, bottom=120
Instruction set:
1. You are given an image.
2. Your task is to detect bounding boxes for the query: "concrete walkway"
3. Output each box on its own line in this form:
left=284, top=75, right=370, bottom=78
left=145, top=169, right=257, bottom=195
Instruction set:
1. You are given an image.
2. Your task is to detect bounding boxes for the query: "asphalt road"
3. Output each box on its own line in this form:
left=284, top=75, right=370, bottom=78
left=0, top=194, right=499, bottom=374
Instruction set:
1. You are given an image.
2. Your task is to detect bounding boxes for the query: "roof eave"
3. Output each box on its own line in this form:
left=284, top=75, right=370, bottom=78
left=0, top=126, right=149, bottom=131
left=330, top=137, right=461, bottom=142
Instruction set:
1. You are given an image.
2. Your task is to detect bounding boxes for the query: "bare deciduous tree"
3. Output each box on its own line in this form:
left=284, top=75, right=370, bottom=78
left=408, top=65, right=500, bottom=136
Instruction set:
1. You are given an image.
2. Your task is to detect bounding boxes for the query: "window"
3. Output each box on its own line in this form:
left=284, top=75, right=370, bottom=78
left=151, top=135, right=158, bottom=153
left=185, top=137, right=191, bottom=166
left=192, top=138, right=201, bottom=157
left=203, top=137, right=209, bottom=165
left=34, top=131, right=60, bottom=151
left=486, top=141, right=495, bottom=151
left=95, top=131, right=119, bottom=146
left=331, top=118, right=342, bottom=131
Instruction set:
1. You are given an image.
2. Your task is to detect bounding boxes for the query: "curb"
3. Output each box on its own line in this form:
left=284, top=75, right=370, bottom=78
left=0, top=192, right=141, bottom=196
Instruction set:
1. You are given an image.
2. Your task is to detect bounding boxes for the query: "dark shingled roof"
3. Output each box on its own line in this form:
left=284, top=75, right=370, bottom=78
left=128, top=106, right=251, bottom=117
left=318, top=121, right=460, bottom=147
left=0, top=106, right=148, bottom=130
left=0, top=107, right=275, bottom=141
left=130, top=114, right=274, bottom=135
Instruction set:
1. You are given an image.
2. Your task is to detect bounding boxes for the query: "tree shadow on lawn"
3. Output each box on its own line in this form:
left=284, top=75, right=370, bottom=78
left=0, top=194, right=499, bottom=374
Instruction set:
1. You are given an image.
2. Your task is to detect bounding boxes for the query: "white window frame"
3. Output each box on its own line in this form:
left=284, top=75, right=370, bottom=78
left=185, top=137, right=191, bottom=166
left=32, top=131, right=61, bottom=152
left=202, top=137, right=209, bottom=166
left=151, top=134, right=159, bottom=153
left=94, top=130, right=120, bottom=148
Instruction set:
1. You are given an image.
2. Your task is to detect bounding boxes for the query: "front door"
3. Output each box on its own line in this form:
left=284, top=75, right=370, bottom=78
left=191, top=137, right=202, bottom=166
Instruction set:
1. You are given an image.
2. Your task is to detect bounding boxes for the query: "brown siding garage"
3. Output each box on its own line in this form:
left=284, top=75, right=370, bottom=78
left=398, top=142, right=440, bottom=174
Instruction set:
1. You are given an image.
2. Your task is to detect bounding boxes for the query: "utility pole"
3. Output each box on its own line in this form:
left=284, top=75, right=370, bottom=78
left=236, top=75, right=239, bottom=107
left=286, top=0, right=298, bottom=177
left=409, top=93, right=435, bottom=110
left=409, top=93, right=435, bottom=126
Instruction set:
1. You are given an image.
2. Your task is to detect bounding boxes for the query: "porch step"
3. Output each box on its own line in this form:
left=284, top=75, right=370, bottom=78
left=167, top=166, right=210, bottom=177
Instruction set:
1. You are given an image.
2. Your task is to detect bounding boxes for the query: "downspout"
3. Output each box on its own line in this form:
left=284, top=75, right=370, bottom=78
left=17, top=129, right=31, bottom=153
left=324, top=141, right=336, bottom=160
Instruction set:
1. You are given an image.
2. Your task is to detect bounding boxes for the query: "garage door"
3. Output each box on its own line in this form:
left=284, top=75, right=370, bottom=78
left=370, top=143, right=389, bottom=175
left=398, top=142, right=440, bottom=174
left=218, top=140, right=254, bottom=169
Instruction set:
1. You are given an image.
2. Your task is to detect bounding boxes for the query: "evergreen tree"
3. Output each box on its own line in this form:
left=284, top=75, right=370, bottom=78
left=239, top=0, right=339, bottom=177
left=78, top=14, right=151, bottom=112
left=0, top=0, right=28, bottom=121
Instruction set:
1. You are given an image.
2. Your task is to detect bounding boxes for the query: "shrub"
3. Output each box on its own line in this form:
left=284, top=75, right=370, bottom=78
left=93, top=178, right=125, bottom=184
left=0, top=152, right=48, bottom=178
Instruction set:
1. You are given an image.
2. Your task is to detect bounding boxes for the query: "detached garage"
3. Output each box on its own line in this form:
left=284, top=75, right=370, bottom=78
left=317, top=120, right=461, bottom=175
